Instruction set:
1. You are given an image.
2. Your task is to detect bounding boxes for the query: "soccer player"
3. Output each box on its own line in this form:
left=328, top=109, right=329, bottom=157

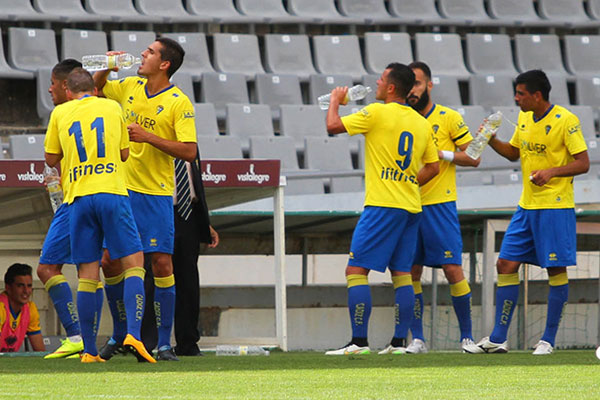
left=404, top=61, right=480, bottom=353
left=39, top=59, right=104, bottom=360
left=324, top=63, right=440, bottom=355
left=464, top=70, right=589, bottom=355
left=93, top=37, right=197, bottom=361
left=1, top=263, right=45, bottom=352
left=44, top=68, right=154, bottom=363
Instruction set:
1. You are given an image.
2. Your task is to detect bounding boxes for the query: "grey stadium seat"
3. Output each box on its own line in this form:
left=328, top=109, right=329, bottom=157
left=263, top=34, right=316, bottom=82
left=452, top=105, right=486, bottom=136
left=514, top=34, right=569, bottom=78
left=200, top=72, right=249, bottom=120
left=249, top=136, right=324, bottom=195
left=197, top=136, right=243, bottom=159
left=589, top=0, right=600, bottom=21
left=170, top=72, right=196, bottom=102
left=110, top=31, right=156, bottom=78
left=465, top=33, right=518, bottom=77
left=85, top=0, right=160, bottom=23
left=61, top=29, right=108, bottom=62
left=36, top=67, right=54, bottom=125
left=575, top=76, right=600, bottom=107
left=361, top=75, right=380, bottom=105
left=437, top=0, right=495, bottom=25
left=255, top=74, right=303, bottom=119
left=185, top=0, right=260, bottom=24
left=431, top=76, right=462, bottom=106
left=212, top=33, right=265, bottom=80
left=568, top=106, right=599, bottom=163
left=33, top=0, right=99, bottom=22
left=287, top=0, right=363, bottom=24
left=364, top=32, right=412, bottom=75
left=9, top=135, right=46, bottom=159
left=479, top=105, right=520, bottom=170
left=537, top=0, right=593, bottom=27
left=564, top=35, right=600, bottom=76
left=469, top=75, right=515, bottom=110
left=0, top=0, right=48, bottom=21
left=455, top=171, right=486, bottom=186
left=162, top=33, right=214, bottom=81
left=8, top=28, right=58, bottom=73
left=492, top=169, right=522, bottom=185
left=133, top=0, right=199, bottom=23
left=414, top=33, right=471, bottom=80
left=486, top=0, right=548, bottom=27
left=312, top=35, right=367, bottom=82
left=193, top=104, right=220, bottom=138
left=236, top=0, right=310, bottom=24
left=547, top=75, right=570, bottom=105
left=225, top=104, right=274, bottom=151
left=305, top=137, right=363, bottom=193
left=279, top=105, right=328, bottom=150
left=337, top=0, right=397, bottom=25
left=387, top=0, right=444, bottom=25
left=0, top=28, right=33, bottom=79
left=308, top=74, right=354, bottom=105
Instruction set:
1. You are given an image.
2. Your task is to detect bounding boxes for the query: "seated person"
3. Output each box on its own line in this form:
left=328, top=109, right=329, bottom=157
left=0, top=263, right=45, bottom=352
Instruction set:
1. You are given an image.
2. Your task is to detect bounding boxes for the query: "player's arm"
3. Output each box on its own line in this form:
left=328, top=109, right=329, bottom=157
left=45, top=152, right=62, bottom=167
left=93, top=51, right=125, bottom=97
left=27, top=333, right=45, bottom=351
left=120, top=148, right=129, bottom=162
left=417, top=161, right=439, bottom=186
left=488, top=134, right=520, bottom=161
left=128, top=123, right=197, bottom=161
left=443, top=142, right=480, bottom=167
left=530, top=150, right=590, bottom=186
left=326, top=87, right=349, bottom=134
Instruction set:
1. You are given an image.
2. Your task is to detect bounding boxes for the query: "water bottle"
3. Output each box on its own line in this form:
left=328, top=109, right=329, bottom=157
left=465, top=111, right=503, bottom=160
left=82, top=53, right=141, bottom=72
left=44, top=164, right=63, bottom=213
left=318, top=85, right=372, bottom=110
left=215, top=345, right=270, bottom=356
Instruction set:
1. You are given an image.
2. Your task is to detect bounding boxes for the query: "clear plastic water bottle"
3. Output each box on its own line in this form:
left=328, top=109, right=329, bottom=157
left=318, top=85, right=372, bottom=110
left=82, top=53, right=141, bottom=72
left=465, top=111, right=503, bottom=160
left=215, top=345, right=270, bottom=356
left=44, top=164, right=63, bottom=213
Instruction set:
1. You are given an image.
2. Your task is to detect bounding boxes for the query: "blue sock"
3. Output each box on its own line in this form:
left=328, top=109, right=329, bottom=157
left=346, top=274, right=371, bottom=341
left=94, top=284, right=104, bottom=337
left=104, top=276, right=127, bottom=343
left=123, top=268, right=145, bottom=340
left=410, top=281, right=425, bottom=341
left=490, top=273, right=519, bottom=344
left=46, top=275, right=81, bottom=337
left=393, top=275, right=414, bottom=341
left=155, top=275, right=176, bottom=349
left=450, top=279, right=473, bottom=341
left=77, top=279, right=99, bottom=356
left=541, top=275, right=569, bottom=347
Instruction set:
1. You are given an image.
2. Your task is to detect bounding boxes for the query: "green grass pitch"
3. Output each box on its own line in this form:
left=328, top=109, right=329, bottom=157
left=1, top=351, right=599, bottom=399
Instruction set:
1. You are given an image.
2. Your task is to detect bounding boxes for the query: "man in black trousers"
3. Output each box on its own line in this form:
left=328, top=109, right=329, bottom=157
left=142, top=148, right=219, bottom=358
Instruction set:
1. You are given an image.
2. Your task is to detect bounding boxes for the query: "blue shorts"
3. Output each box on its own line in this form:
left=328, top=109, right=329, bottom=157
left=70, top=193, right=142, bottom=264
left=128, top=190, right=174, bottom=254
left=348, top=206, right=421, bottom=273
left=40, top=203, right=72, bottom=265
left=499, top=206, right=576, bottom=268
left=413, top=201, right=463, bottom=267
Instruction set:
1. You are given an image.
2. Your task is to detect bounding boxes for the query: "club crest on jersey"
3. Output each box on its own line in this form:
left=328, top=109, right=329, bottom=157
left=545, top=125, right=551, bottom=135
left=156, top=105, right=164, bottom=115
left=432, top=124, right=439, bottom=133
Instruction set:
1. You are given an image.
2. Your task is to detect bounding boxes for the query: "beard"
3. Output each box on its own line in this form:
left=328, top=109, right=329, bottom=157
left=409, top=89, right=430, bottom=112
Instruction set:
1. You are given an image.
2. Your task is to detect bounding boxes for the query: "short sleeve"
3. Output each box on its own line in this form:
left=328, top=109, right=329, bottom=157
left=27, top=302, right=41, bottom=334
left=44, top=109, right=62, bottom=155
left=173, top=97, right=197, bottom=143
left=423, top=125, right=440, bottom=164
left=563, top=113, right=588, bottom=156
left=449, top=112, right=473, bottom=147
left=119, top=109, right=130, bottom=150
left=102, top=77, right=131, bottom=103
left=341, top=104, right=378, bottom=136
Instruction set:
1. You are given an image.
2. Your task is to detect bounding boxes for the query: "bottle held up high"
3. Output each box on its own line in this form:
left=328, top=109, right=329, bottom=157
left=82, top=53, right=141, bottom=72
left=465, top=111, right=503, bottom=160
left=318, top=85, right=372, bottom=110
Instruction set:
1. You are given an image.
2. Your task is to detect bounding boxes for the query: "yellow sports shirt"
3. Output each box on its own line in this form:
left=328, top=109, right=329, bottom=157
left=420, top=104, right=472, bottom=205
left=103, top=77, right=197, bottom=196
left=509, top=105, right=588, bottom=209
left=0, top=293, right=41, bottom=335
left=44, top=96, right=129, bottom=204
left=342, top=102, right=439, bottom=213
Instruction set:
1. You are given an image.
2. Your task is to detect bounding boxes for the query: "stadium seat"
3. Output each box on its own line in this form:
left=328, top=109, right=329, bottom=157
left=547, top=75, right=570, bottom=105
left=226, top=104, right=274, bottom=151
left=587, top=164, right=600, bottom=180
left=452, top=105, right=487, bottom=134
left=161, top=33, right=213, bottom=81
left=488, top=106, right=526, bottom=169
left=85, top=0, right=160, bottom=23
left=110, top=31, right=156, bottom=77
left=455, top=170, right=486, bottom=186
left=568, top=106, right=599, bottom=162
left=465, top=33, right=518, bottom=77
left=337, top=0, right=398, bottom=25
left=279, top=105, right=328, bottom=150
left=431, top=76, right=462, bottom=106
left=537, top=0, right=594, bottom=28
left=361, top=75, right=380, bottom=105
left=588, top=0, right=600, bottom=21
left=469, top=75, right=515, bottom=110
left=287, top=0, right=363, bottom=24
left=193, top=104, right=220, bottom=138
left=575, top=76, right=600, bottom=107
left=0, top=0, right=49, bottom=21
left=363, top=32, right=412, bottom=75
left=312, top=35, right=367, bottom=82
left=9, top=134, right=46, bottom=159
left=61, top=29, right=108, bottom=62
left=185, top=0, right=260, bottom=24
left=170, top=72, right=196, bottom=102
left=133, top=0, right=199, bottom=23
left=236, top=0, right=310, bottom=24
left=197, top=136, right=243, bottom=159
left=249, top=136, right=324, bottom=195
left=0, top=28, right=33, bottom=79
left=414, top=33, right=471, bottom=80
left=33, top=0, right=99, bottom=22
left=36, top=67, right=54, bottom=125
left=564, top=35, right=600, bottom=76
left=486, top=0, right=548, bottom=27
left=308, top=74, right=354, bottom=105
left=436, top=0, right=496, bottom=26
left=514, top=34, right=569, bottom=78
left=387, top=0, right=445, bottom=25
left=263, top=34, right=317, bottom=82
left=304, top=137, right=363, bottom=193
left=492, top=169, right=522, bottom=185
left=200, top=72, right=249, bottom=120
left=255, top=74, right=303, bottom=119
left=212, top=33, right=265, bottom=80
left=8, top=28, right=58, bottom=73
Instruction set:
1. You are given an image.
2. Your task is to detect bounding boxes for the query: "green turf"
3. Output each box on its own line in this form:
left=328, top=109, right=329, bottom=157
left=1, top=351, right=599, bottom=399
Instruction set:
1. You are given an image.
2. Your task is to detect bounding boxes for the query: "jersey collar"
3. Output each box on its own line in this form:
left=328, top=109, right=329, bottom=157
left=424, top=103, right=436, bottom=119
left=533, top=104, right=554, bottom=123
left=145, top=84, right=174, bottom=99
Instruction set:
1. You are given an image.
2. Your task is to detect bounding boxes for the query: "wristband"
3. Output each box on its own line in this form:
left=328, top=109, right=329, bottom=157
left=441, top=150, right=455, bottom=162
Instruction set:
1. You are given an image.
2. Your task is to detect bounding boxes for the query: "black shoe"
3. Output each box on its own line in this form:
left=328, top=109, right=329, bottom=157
left=99, top=339, right=124, bottom=361
left=175, top=345, right=203, bottom=356
left=157, top=347, right=180, bottom=361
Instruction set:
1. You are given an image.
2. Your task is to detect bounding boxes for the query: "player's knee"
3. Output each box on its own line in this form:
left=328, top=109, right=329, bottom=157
left=411, top=264, right=423, bottom=281
left=152, top=254, right=173, bottom=277
left=496, top=258, right=519, bottom=274
left=442, top=264, right=464, bottom=283
left=37, top=264, right=61, bottom=282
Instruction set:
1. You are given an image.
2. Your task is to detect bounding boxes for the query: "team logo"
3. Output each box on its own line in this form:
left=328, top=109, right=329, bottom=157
left=444, top=250, right=453, bottom=259
left=568, top=124, right=581, bottom=135
left=182, top=110, right=195, bottom=119
left=556, top=196, right=561, bottom=202
left=127, top=96, right=134, bottom=104
left=150, top=238, right=158, bottom=247
left=549, top=253, right=557, bottom=261
left=545, top=125, right=551, bottom=135
left=440, top=110, right=446, bottom=115
left=359, top=108, right=369, bottom=117
left=555, top=114, right=561, bottom=119
left=349, top=252, right=354, bottom=259
left=156, top=105, right=164, bottom=115
left=432, top=124, right=439, bottom=133
left=172, top=93, right=179, bottom=98
left=119, top=78, right=125, bottom=84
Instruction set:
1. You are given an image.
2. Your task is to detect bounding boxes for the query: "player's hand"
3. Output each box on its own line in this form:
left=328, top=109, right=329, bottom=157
left=106, top=51, right=125, bottom=71
left=330, top=86, right=349, bottom=105
left=529, top=169, right=553, bottom=186
left=208, top=225, right=219, bottom=248
left=127, top=123, right=151, bottom=143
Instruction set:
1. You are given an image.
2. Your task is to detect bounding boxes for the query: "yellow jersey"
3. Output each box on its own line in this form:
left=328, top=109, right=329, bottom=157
left=44, top=96, right=130, bottom=204
left=0, top=293, right=41, bottom=335
left=420, top=104, right=472, bottom=205
left=103, top=77, right=197, bottom=196
left=342, top=102, right=439, bottom=213
left=509, top=105, right=588, bottom=209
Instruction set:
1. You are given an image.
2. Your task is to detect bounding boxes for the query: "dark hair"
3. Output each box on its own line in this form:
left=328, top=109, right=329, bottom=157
left=52, top=59, right=83, bottom=80
left=4, top=263, right=32, bottom=285
left=385, top=62, right=416, bottom=99
left=156, top=37, right=185, bottom=78
left=66, top=67, right=94, bottom=93
left=408, top=61, right=432, bottom=80
left=515, top=69, right=551, bottom=101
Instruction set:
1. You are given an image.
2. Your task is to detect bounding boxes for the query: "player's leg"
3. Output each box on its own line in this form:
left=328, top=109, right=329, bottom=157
left=77, top=261, right=102, bottom=361
left=442, top=264, right=474, bottom=345
left=99, top=251, right=127, bottom=359
left=534, top=266, right=568, bottom=355
left=406, top=264, right=427, bottom=353
left=151, top=252, right=178, bottom=361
